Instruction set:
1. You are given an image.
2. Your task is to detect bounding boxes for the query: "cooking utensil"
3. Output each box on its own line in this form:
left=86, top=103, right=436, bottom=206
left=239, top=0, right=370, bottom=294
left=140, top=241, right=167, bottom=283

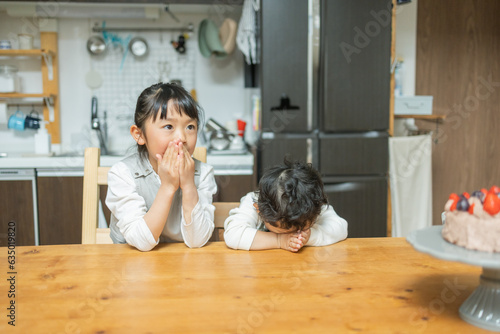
left=86, top=36, right=107, bottom=55
left=206, top=118, right=230, bottom=133
left=158, top=61, right=171, bottom=82
left=129, top=37, right=148, bottom=58
left=205, top=118, right=235, bottom=151
left=209, top=130, right=231, bottom=150
left=85, top=70, right=103, bottom=89
left=171, top=34, right=186, bottom=54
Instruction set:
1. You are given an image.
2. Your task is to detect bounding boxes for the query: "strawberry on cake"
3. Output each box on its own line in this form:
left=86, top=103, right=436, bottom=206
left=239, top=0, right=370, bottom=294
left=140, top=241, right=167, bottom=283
left=442, top=186, right=500, bottom=253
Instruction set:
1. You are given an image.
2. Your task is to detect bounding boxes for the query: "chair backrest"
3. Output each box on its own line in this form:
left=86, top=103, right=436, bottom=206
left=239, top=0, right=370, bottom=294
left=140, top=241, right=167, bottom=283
left=82, top=146, right=235, bottom=244
left=82, top=147, right=112, bottom=244
left=193, top=146, right=207, bottom=163
left=213, top=202, right=240, bottom=241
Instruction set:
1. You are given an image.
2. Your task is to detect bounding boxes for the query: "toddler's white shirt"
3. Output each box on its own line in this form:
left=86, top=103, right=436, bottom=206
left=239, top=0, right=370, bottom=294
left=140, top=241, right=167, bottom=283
left=224, top=192, right=348, bottom=250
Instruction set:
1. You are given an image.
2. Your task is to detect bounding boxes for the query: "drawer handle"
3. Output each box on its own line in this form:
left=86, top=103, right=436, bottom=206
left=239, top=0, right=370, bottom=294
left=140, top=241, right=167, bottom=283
left=324, top=182, right=363, bottom=192
left=404, top=102, right=424, bottom=109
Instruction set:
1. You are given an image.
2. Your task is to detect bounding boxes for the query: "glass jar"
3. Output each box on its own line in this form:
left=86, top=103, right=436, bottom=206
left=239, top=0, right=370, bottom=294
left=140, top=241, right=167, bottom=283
left=0, top=65, right=20, bottom=93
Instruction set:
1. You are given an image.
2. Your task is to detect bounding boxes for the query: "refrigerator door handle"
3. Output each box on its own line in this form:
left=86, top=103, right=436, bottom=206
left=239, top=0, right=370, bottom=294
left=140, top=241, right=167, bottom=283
left=306, top=138, right=313, bottom=164
left=324, top=182, right=364, bottom=193
left=270, top=94, right=299, bottom=110
left=307, top=0, right=320, bottom=132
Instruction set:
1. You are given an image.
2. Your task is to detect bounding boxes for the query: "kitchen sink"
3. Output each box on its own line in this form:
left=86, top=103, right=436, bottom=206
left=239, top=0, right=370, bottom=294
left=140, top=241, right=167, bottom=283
left=55, top=152, right=84, bottom=157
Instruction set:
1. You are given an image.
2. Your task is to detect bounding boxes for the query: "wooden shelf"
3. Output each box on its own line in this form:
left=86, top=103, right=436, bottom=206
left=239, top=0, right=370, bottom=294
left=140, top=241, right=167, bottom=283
left=0, top=93, right=55, bottom=99
left=0, top=49, right=54, bottom=57
left=395, top=114, right=446, bottom=122
left=0, top=33, right=60, bottom=143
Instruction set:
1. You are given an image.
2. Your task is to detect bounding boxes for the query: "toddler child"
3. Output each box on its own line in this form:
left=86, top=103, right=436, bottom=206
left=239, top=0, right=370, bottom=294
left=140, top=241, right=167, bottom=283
left=224, top=159, right=347, bottom=252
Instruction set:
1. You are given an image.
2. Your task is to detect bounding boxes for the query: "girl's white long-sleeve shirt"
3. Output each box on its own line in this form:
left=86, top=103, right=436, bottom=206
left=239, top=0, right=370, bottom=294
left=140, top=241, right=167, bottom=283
left=224, top=192, right=348, bottom=250
left=106, top=158, right=217, bottom=251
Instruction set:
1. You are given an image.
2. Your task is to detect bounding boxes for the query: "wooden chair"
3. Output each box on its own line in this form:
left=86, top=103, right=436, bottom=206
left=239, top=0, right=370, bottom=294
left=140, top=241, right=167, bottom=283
left=82, top=147, right=113, bottom=244
left=212, top=202, right=240, bottom=241
left=81, top=146, right=238, bottom=244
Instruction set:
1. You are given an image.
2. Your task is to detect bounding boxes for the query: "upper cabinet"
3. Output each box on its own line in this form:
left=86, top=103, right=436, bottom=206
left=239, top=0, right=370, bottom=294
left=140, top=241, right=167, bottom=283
left=320, top=0, right=392, bottom=132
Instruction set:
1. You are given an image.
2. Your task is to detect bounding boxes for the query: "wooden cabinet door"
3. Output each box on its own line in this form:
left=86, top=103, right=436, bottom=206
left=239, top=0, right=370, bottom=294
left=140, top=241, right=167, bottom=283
left=0, top=180, right=36, bottom=246
left=37, top=176, right=83, bottom=245
left=321, top=0, right=391, bottom=132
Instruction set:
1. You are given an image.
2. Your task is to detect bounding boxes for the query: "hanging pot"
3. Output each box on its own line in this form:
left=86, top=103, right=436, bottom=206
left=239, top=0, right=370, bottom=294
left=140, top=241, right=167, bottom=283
left=86, top=36, right=107, bottom=55
left=129, top=37, right=149, bottom=58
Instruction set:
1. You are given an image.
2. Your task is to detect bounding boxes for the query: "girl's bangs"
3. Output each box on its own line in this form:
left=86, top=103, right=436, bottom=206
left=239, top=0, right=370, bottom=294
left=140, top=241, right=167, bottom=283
left=145, top=83, right=201, bottom=125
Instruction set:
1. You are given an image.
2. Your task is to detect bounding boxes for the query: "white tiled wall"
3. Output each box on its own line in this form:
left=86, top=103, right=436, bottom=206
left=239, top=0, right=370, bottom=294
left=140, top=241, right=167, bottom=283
left=89, top=29, right=197, bottom=153
left=0, top=5, right=257, bottom=156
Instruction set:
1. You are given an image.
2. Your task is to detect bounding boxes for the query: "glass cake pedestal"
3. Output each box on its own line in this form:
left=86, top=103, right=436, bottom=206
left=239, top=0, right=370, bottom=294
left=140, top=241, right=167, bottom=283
left=407, top=226, right=500, bottom=332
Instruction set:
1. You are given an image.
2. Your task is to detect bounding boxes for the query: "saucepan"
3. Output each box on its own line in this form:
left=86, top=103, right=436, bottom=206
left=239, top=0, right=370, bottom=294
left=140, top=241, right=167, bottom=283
left=209, top=130, right=232, bottom=150
left=205, top=118, right=234, bottom=151
left=87, top=36, right=107, bottom=55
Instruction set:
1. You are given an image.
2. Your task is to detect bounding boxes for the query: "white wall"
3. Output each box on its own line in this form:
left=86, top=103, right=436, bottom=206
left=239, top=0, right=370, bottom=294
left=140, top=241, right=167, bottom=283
left=395, top=0, right=418, bottom=96
left=0, top=4, right=251, bottom=155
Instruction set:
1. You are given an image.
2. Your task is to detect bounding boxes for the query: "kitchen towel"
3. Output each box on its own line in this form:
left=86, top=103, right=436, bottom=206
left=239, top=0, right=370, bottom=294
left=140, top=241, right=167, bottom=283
left=389, top=134, right=433, bottom=237
left=237, top=0, right=260, bottom=64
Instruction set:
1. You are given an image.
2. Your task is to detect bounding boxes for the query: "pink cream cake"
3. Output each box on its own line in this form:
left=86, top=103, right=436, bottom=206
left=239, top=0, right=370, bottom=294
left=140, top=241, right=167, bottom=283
left=442, top=186, right=500, bottom=253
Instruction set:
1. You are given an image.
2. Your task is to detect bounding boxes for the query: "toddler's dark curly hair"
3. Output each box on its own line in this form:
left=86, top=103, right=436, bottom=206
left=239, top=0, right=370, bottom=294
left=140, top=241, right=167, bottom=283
left=256, top=159, right=328, bottom=231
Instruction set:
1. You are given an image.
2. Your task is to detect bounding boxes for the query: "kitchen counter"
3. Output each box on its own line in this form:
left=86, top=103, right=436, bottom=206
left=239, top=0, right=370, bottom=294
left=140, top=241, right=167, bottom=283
left=0, top=151, right=254, bottom=175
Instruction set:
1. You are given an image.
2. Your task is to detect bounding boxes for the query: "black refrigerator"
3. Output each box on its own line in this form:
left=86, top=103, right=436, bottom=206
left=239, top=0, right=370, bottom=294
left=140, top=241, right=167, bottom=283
left=258, top=0, right=391, bottom=237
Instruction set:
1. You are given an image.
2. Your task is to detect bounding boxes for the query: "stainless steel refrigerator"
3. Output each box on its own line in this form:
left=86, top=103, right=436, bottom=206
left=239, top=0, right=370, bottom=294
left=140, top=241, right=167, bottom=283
left=258, top=0, right=391, bottom=237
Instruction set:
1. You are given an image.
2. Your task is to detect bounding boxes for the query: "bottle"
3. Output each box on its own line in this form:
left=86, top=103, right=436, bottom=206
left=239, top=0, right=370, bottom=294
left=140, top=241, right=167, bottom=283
left=34, top=121, right=51, bottom=155
left=394, top=58, right=403, bottom=96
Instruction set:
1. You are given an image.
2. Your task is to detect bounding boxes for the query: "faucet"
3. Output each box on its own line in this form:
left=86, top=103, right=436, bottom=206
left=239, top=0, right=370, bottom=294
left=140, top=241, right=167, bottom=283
left=91, top=96, right=108, bottom=155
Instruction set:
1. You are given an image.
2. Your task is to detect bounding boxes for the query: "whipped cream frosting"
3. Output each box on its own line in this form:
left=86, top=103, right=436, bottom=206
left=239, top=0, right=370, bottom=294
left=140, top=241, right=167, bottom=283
left=442, top=194, right=500, bottom=253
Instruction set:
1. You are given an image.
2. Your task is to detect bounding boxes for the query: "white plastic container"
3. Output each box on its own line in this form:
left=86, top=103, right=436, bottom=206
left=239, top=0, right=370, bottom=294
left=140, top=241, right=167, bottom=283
left=34, top=121, right=51, bottom=155
left=0, top=65, right=20, bottom=93
left=18, top=34, right=34, bottom=49
left=395, top=96, right=433, bottom=115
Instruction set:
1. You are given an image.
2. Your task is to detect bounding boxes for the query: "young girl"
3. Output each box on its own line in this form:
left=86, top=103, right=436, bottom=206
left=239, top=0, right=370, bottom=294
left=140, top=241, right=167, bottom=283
left=224, top=160, right=348, bottom=252
left=106, top=83, right=217, bottom=251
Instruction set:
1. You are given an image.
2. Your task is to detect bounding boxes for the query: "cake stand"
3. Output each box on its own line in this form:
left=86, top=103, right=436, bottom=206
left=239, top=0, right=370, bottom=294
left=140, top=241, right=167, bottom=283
left=407, top=226, right=500, bottom=332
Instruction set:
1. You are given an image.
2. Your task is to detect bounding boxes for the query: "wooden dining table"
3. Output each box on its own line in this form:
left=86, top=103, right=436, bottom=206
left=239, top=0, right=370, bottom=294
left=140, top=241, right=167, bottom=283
left=0, top=237, right=491, bottom=333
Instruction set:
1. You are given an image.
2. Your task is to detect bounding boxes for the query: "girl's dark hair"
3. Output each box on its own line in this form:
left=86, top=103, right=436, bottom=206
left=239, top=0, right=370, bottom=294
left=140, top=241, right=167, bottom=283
left=134, top=82, right=204, bottom=158
left=256, top=159, right=328, bottom=230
